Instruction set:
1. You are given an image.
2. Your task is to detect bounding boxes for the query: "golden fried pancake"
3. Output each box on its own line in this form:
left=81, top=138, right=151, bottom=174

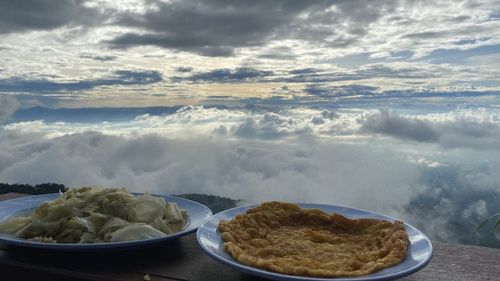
left=218, top=202, right=409, bottom=277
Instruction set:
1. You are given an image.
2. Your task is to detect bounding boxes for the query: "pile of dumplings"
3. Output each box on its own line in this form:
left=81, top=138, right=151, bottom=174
left=0, top=187, right=187, bottom=243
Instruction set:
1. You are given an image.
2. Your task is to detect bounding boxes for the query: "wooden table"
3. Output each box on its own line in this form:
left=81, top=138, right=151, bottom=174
left=1, top=193, right=499, bottom=281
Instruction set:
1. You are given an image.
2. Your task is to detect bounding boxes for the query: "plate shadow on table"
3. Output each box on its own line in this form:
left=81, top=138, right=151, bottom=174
left=0, top=235, right=271, bottom=281
left=1, top=239, right=184, bottom=268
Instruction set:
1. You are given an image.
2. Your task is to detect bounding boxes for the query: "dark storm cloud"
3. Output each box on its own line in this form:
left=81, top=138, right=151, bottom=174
left=0, top=0, right=400, bottom=57
left=0, top=0, right=100, bottom=34
left=174, top=67, right=274, bottom=82
left=280, top=0, right=394, bottom=45
left=107, top=0, right=316, bottom=56
left=360, top=110, right=440, bottom=142
left=107, top=0, right=393, bottom=56
left=258, top=53, right=298, bottom=61
left=0, top=70, right=162, bottom=93
left=403, top=31, right=450, bottom=39
left=305, top=84, right=379, bottom=97
left=288, top=68, right=318, bottom=75
left=258, top=46, right=298, bottom=60
left=304, top=84, right=500, bottom=110
left=280, top=64, right=434, bottom=83
left=79, top=54, right=116, bottom=61
left=174, top=63, right=434, bottom=84
left=448, top=15, right=471, bottom=22
left=175, top=67, right=194, bottom=73
left=359, top=110, right=500, bottom=150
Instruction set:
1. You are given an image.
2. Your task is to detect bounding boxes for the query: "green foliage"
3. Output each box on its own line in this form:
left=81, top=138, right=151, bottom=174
left=477, top=213, right=500, bottom=233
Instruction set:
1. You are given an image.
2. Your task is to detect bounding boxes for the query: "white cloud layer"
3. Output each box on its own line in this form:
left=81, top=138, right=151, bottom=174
left=7, top=106, right=500, bottom=149
left=2, top=106, right=500, bottom=246
left=0, top=131, right=419, bottom=212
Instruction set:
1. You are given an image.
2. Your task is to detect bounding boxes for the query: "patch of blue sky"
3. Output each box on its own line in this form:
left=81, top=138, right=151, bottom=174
left=423, top=44, right=500, bottom=64
left=489, top=10, right=500, bottom=20
left=389, top=50, right=414, bottom=60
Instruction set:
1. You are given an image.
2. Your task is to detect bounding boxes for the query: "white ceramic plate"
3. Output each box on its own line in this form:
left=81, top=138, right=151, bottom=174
left=197, top=203, right=432, bottom=281
left=0, top=193, right=212, bottom=251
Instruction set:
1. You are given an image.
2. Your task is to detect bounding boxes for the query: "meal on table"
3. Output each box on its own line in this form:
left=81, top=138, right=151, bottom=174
left=0, top=187, right=188, bottom=243
left=218, top=201, right=409, bottom=277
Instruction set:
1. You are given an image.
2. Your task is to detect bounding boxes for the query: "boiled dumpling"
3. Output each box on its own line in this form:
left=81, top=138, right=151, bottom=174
left=165, top=202, right=184, bottom=223
left=129, top=193, right=166, bottom=223
left=110, top=223, right=166, bottom=242
left=149, top=217, right=172, bottom=234
left=99, top=217, right=129, bottom=241
left=98, top=190, right=135, bottom=219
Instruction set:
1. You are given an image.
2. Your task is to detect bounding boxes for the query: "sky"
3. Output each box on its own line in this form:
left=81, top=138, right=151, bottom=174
left=1, top=0, right=500, bottom=247
left=0, top=0, right=499, bottom=108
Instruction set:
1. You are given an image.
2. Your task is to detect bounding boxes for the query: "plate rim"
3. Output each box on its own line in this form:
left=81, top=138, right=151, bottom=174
left=196, top=203, right=433, bottom=281
left=0, top=192, right=213, bottom=250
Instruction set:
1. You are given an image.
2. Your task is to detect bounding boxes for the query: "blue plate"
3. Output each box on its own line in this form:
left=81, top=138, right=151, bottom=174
left=197, top=203, right=432, bottom=281
left=0, top=193, right=212, bottom=251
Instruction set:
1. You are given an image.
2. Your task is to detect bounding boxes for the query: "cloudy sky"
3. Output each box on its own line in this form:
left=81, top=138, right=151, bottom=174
left=0, top=0, right=499, bottom=108
left=1, top=0, right=500, bottom=247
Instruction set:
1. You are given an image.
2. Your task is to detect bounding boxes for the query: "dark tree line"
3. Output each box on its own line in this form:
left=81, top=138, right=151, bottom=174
left=0, top=183, right=68, bottom=195
left=176, top=193, right=239, bottom=213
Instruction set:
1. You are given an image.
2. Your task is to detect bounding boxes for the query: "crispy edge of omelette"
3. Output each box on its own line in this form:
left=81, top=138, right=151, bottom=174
left=218, top=201, right=409, bottom=277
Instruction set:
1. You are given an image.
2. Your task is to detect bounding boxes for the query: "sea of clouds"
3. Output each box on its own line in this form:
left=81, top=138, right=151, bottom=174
left=1, top=102, right=500, bottom=247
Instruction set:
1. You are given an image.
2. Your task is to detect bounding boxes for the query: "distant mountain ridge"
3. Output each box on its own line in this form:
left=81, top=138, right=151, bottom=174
left=11, top=106, right=183, bottom=123
left=8, top=104, right=278, bottom=123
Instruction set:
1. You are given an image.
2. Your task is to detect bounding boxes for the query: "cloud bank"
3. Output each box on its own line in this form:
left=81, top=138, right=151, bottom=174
left=2, top=106, right=500, bottom=246
left=0, top=70, right=162, bottom=93
left=0, top=0, right=100, bottom=34
left=359, top=110, right=500, bottom=150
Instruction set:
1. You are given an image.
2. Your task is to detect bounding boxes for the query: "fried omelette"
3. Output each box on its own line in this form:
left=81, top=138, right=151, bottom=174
left=218, top=202, right=409, bottom=277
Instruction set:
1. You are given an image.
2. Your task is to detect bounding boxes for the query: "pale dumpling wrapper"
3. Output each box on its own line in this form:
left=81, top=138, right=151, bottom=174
left=110, top=223, right=166, bottom=242
left=130, top=194, right=166, bottom=223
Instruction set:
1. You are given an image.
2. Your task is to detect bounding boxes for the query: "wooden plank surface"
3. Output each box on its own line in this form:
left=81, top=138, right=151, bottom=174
left=1, top=193, right=500, bottom=281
